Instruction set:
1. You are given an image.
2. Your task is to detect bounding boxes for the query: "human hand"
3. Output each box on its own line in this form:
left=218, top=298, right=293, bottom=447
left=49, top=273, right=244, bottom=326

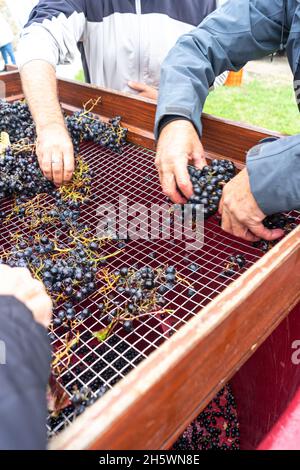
left=155, top=120, right=206, bottom=204
left=0, top=265, right=53, bottom=328
left=36, top=123, right=75, bottom=186
left=128, top=81, right=158, bottom=100
left=219, top=169, right=285, bottom=242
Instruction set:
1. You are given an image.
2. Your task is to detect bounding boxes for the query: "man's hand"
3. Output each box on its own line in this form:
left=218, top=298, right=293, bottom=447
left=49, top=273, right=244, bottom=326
left=0, top=265, right=52, bottom=328
left=20, top=61, right=75, bottom=186
left=219, top=169, right=285, bottom=242
left=128, top=81, right=158, bottom=100
left=155, top=120, right=206, bottom=204
left=36, top=123, right=75, bottom=186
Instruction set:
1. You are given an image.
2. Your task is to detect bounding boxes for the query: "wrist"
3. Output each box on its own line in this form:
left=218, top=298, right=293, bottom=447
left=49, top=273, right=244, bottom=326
left=37, top=120, right=66, bottom=134
left=158, top=115, right=192, bottom=137
left=159, top=119, right=199, bottom=142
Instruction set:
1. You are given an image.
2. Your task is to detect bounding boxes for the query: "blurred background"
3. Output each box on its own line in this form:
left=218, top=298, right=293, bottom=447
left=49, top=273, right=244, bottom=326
left=0, top=0, right=298, bottom=135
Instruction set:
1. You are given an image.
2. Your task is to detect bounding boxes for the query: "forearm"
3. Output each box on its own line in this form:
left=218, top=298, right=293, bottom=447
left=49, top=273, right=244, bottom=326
left=155, top=0, right=284, bottom=137
left=20, top=60, right=65, bottom=132
left=20, top=60, right=74, bottom=185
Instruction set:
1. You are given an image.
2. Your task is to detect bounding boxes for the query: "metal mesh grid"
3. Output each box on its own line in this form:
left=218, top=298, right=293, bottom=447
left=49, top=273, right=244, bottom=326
left=0, top=141, right=299, bottom=436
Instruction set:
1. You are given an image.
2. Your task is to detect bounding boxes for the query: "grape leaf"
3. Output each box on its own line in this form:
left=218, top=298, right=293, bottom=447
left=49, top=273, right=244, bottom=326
left=93, top=325, right=112, bottom=342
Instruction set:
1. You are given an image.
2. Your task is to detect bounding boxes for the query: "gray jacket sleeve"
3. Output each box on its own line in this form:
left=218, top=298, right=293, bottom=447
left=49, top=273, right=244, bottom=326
left=155, top=0, right=285, bottom=137
left=0, top=296, right=51, bottom=450
left=247, top=135, right=300, bottom=215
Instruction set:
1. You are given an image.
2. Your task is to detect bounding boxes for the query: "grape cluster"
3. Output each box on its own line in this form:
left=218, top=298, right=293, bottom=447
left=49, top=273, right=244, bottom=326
left=0, top=99, right=127, bottom=205
left=66, top=112, right=128, bottom=154
left=91, top=265, right=178, bottom=338
left=0, top=100, right=36, bottom=143
left=70, top=385, right=108, bottom=417
left=114, top=265, right=175, bottom=318
left=0, top=100, right=128, bottom=158
left=263, top=213, right=296, bottom=230
left=253, top=213, right=298, bottom=253
left=35, top=198, right=84, bottom=229
left=220, top=254, right=246, bottom=278
left=0, top=148, right=53, bottom=199
left=4, top=234, right=101, bottom=308
left=187, top=159, right=236, bottom=219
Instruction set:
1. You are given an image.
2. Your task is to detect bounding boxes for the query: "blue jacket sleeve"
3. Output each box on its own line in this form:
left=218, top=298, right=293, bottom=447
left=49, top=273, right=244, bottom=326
left=0, top=296, right=51, bottom=450
left=247, top=135, right=300, bottom=215
left=155, top=0, right=286, bottom=137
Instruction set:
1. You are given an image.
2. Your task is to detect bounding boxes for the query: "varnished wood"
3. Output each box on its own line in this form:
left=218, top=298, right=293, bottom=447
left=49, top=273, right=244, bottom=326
left=0, top=71, right=23, bottom=102
left=57, top=78, right=157, bottom=136
left=2, top=71, right=298, bottom=450
left=61, top=102, right=156, bottom=150
left=58, top=77, right=280, bottom=158
left=1, top=72, right=279, bottom=154
left=202, top=113, right=283, bottom=163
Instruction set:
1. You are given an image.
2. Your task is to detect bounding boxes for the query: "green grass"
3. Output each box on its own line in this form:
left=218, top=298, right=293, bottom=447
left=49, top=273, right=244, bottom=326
left=204, top=79, right=300, bottom=135
left=75, top=69, right=85, bottom=83
left=73, top=71, right=299, bottom=135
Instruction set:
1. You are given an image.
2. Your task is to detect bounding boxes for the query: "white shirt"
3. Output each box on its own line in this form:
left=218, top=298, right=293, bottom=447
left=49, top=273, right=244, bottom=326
left=18, top=1, right=228, bottom=93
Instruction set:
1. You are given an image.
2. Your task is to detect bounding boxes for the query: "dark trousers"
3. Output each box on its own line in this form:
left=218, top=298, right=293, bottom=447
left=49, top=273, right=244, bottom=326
left=0, top=43, right=16, bottom=65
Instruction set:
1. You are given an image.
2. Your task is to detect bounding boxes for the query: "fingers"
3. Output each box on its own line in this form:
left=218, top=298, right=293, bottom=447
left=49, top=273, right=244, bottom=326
left=219, top=196, right=224, bottom=215
left=160, top=170, right=186, bottom=204
left=221, top=207, right=233, bottom=235
left=37, top=147, right=74, bottom=186
left=52, top=153, right=64, bottom=187
left=221, top=206, right=260, bottom=242
left=9, top=267, right=33, bottom=282
left=20, top=275, right=52, bottom=327
left=128, top=81, right=146, bottom=92
left=36, top=124, right=75, bottom=186
left=0, top=264, right=12, bottom=274
left=63, top=144, right=75, bottom=184
left=155, top=120, right=204, bottom=204
left=39, top=150, right=53, bottom=181
left=174, top=160, right=194, bottom=200
left=36, top=145, right=43, bottom=170
left=140, top=89, right=158, bottom=99
left=19, top=278, right=45, bottom=300
left=26, top=293, right=53, bottom=329
left=230, top=218, right=260, bottom=242
left=249, top=224, right=284, bottom=241
left=220, top=204, right=282, bottom=243
left=0, top=265, right=52, bottom=328
left=219, top=169, right=275, bottom=242
left=128, top=81, right=158, bottom=100
left=221, top=211, right=260, bottom=242
left=193, top=151, right=207, bottom=170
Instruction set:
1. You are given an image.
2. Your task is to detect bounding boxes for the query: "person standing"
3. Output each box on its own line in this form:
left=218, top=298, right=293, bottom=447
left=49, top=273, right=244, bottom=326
left=17, top=0, right=227, bottom=186
left=0, top=14, right=16, bottom=67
